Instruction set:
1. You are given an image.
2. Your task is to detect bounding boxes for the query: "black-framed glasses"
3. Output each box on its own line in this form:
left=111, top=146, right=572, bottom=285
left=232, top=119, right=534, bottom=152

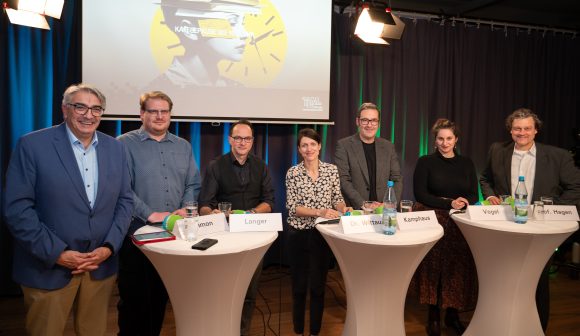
left=358, top=118, right=379, bottom=126
left=231, top=136, right=254, bottom=144
left=67, top=103, right=105, bottom=116
left=145, top=109, right=171, bottom=116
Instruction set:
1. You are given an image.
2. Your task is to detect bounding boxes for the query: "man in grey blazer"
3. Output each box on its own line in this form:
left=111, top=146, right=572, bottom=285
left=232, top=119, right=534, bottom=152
left=335, top=102, right=403, bottom=209
left=480, top=107, right=580, bottom=332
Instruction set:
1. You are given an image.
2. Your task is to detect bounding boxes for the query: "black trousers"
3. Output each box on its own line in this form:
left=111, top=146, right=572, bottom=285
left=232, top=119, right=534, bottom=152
left=117, top=236, right=169, bottom=336
left=536, top=257, right=552, bottom=332
left=288, top=227, right=331, bottom=335
left=241, top=259, right=263, bottom=336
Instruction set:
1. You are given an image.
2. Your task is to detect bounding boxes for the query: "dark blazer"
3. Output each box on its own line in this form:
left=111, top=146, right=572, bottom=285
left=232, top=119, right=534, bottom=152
left=4, top=123, right=133, bottom=290
left=480, top=141, right=580, bottom=208
left=335, top=134, right=403, bottom=208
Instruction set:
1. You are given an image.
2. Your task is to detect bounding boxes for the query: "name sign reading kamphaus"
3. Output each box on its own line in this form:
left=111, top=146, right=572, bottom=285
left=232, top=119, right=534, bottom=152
left=397, top=210, right=440, bottom=231
left=467, top=205, right=514, bottom=221
left=229, top=213, right=283, bottom=232
left=542, top=205, right=579, bottom=221
left=340, top=214, right=382, bottom=234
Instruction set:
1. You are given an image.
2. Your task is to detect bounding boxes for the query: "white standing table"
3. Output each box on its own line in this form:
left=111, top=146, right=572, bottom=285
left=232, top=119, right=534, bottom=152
left=134, top=227, right=277, bottom=336
left=452, top=213, right=578, bottom=336
left=316, top=224, right=443, bottom=336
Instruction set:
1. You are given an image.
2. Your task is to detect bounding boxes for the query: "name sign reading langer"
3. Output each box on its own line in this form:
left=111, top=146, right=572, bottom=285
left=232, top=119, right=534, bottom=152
left=229, top=213, right=283, bottom=232
left=397, top=210, right=440, bottom=231
left=339, top=214, right=382, bottom=234
left=467, top=205, right=514, bottom=221
left=542, top=205, right=580, bottom=221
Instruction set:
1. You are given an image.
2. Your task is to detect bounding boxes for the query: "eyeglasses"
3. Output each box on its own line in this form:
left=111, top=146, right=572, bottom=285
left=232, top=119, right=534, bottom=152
left=511, top=127, right=534, bottom=133
left=231, top=136, right=254, bottom=144
left=359, top=118, right=379, bottom=126
left=67, top=103, right=105, bottom=117
left=145, top=109, right=171, bottom=116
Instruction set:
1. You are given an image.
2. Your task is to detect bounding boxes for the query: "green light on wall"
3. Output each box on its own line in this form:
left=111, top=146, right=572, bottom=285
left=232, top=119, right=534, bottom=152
left=401, top=98, right=407, bottom=161
left=358, top=61, right=364, bottom=107
left=390, top=97, right=396, bottom=143
left=321, top=125, right=328, bottom=160
left=418, top=112, right=429, bottom=157
left=376, top=76, right=383, bottom=138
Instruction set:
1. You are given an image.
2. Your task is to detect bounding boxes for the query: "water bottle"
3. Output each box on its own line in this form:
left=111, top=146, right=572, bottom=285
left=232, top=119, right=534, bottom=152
left=382, top=180, right=398, bottom=235
left=514, top=176, right=528, bottom=224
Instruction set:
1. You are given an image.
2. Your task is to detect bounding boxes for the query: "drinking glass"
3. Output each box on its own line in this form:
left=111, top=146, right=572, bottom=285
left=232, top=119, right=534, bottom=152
left=184, top=201, right=198, bottom=218
left=540, top=196, right=553, bottom=205
left=533, top=201, right=544, bottom=220
left=400, top=200, right=413, bottom=212
left=500, top=195, right=511, bottom=205
left=178, top=218, right=198, bottom=242
left=362, top=201, right=374, bottom=215
left=218, top=202, right=232, bottom=216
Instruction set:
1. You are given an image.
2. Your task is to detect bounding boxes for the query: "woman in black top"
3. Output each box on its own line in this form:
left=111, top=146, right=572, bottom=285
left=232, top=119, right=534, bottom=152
left=412, top=119, right=479, bottom=336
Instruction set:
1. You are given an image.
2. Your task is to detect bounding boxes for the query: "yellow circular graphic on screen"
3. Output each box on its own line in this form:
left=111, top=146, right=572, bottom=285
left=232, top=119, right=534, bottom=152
left=149, top=0, right=287, bottom=88
left=150, top=9, right=185, bottom=71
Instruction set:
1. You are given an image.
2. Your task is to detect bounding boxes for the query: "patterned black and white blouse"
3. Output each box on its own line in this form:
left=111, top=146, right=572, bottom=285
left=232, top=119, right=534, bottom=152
left=285, top=160, right=344, bottom=230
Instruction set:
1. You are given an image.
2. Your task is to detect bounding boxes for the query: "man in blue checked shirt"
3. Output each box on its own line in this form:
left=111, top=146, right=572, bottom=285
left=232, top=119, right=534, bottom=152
left=116, top=91, right=201, bottom=336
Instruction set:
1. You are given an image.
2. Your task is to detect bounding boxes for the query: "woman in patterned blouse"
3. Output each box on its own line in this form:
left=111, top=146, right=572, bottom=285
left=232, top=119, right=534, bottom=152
left=285, top=128, right=350, bottom=336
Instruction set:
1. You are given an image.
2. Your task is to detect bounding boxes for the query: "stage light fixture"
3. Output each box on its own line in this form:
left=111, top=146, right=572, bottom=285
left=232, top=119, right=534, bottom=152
left=3, top=0, right=65, bottom=29
left=354, top=2, right=405, bottom=45
left=355, top=6, right=389, bottom=44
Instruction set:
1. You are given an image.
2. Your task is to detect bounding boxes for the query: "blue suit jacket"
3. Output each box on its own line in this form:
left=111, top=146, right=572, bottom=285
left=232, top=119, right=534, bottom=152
left=4, top=123, right=133, bottom=290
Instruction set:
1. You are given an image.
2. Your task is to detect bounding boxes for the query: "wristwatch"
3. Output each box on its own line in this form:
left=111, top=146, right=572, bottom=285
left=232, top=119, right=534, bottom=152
left=249, top=208, right=257, bottom=214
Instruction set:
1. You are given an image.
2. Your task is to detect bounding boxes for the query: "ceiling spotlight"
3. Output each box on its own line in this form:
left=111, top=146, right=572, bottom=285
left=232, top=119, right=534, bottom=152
left=3, top=0, right=65, bottom=30
left=354, top=2, right=405, bottom=45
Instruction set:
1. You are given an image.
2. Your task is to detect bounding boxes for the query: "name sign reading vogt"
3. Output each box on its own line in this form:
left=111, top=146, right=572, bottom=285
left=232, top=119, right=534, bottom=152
left=467, top=205, right=514, bottom=221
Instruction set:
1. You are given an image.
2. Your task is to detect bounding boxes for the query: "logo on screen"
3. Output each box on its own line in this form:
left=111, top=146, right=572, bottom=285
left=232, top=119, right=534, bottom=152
left=302, top=97, right=323, bottom=112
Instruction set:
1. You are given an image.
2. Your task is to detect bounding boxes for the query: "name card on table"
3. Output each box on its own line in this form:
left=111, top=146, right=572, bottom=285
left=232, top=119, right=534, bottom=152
left=542, top=205, right=579, bottom=221
left=173, top=213, right=228, bottom=239
left=229, top=213, right=283, bottom=232
left=397, top=210, right=440, bottom=231
left=467, top=205, right=514, bottom=221
left=340, top=214, right=382, bottom=234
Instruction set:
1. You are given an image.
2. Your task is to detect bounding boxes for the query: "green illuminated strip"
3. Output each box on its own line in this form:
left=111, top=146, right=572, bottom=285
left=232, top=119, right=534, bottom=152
left=358, top=61, right=364, bottom=107
left=376, top=76, right=383, bottom=138
left=321, top=125, right=328, bottom=159
left=418, top=111, right=429, bottom=157
left=292, top=124, right=299, bottom=165
left=401, top=98, right=407, bottom=161
left=390, top=96, right=396, bottom=143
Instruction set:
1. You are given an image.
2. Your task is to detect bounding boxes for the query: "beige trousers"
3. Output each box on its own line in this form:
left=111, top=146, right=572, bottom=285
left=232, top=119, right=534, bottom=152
left=21, top=272, right=116, bottom=336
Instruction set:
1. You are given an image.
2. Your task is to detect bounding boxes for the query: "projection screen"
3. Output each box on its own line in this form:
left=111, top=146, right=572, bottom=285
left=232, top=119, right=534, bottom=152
left=82, top=0, right=332, bottom=123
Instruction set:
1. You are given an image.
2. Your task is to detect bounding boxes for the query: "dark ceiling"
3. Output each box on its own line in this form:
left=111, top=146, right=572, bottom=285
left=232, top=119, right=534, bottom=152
left=334, top=0, right=580, bottom=31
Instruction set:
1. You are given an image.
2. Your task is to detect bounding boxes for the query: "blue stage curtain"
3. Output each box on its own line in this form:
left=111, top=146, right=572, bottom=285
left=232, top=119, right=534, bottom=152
left=2, top=7, right=580, bottom=296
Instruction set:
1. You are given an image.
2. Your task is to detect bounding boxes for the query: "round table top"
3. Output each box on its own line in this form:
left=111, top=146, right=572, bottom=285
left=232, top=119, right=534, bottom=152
left=134, top=226, right=278, bottom=256
left=452, top=213, right=579, bottom=235
left=316, top=224, right=443, bottom=246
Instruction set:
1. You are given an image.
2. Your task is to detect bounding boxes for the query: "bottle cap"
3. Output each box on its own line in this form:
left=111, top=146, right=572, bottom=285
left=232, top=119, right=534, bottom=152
left=518, top=176, right=525, bottom=181
left=387, top=180, right=394, bottom=187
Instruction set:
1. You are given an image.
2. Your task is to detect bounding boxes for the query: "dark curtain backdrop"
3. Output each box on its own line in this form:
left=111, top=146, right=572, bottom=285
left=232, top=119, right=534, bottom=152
left=2, top=3, right=579, bottom=294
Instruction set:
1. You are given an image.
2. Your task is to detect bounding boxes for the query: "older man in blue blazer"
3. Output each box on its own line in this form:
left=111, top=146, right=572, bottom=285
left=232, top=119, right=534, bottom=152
left=335, top=102, right=403, bottom=209
left=4, top=84, right=133, bottom=336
